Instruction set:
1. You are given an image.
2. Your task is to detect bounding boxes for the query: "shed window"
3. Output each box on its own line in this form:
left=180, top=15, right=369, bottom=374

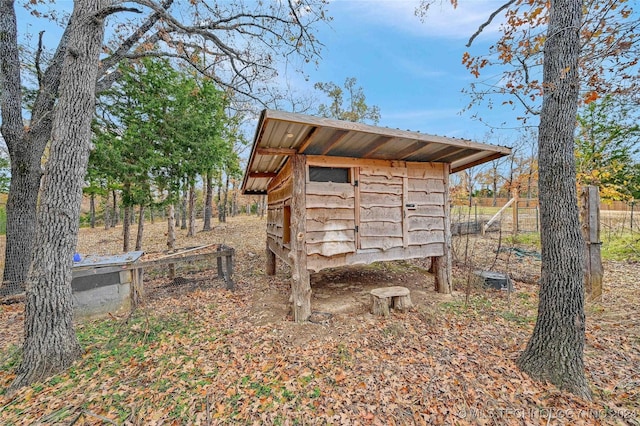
left=309, top=166, right=351, bottom=183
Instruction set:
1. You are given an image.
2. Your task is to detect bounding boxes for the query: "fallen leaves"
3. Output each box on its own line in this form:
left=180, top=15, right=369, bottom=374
left=0, top=216, right=638, bottom=424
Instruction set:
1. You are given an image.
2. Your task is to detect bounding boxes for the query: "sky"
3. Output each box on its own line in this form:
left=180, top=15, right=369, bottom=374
left=11, top=0, right=529, bottom=147
left=293, top=0, right=528, bottom=145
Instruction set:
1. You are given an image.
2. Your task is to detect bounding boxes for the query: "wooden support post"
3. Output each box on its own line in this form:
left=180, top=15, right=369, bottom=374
left=289, top=155, right=311, bottom=322
left=266, top=242, right=276, bottom=276
left=130, top=267, right=144, bottom=309
left=580, top=185, right=603, bottom=301
left=225, top=249, right=235, bottom=291
left=434, top=164, right=452, bottom=294
left=216, top=246, right=224, bottom=279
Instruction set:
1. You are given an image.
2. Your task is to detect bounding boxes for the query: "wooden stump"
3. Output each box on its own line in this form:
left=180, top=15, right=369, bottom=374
left=370, top=286, right=413, bottom=317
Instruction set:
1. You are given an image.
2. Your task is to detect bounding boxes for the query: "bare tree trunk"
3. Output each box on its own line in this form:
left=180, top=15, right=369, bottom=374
left=491, top=167, right=498, bottom=207
left=517, top=0, right=590, bottom=400
left=180, top=186, right=187, bottom=230
left=11, top=0, right=106, bottom=390
left=103, top=193, right=111, bottom=230
left=203, top=172, right=213, bottom=231
left=112, top=189, right=119, bottom=227
left=123, top=204, right=131, bottom=253
left=221, top=174, right=229, bottom=223
left=89, top=193, right=96, bottom=228
left=167, top=203, right=176, bottom=279
left=135, top=204, right=145, bottom=251
left=218, top=182, right=224, bottom=222
left=187, top=181, right=196, bottom=237
left=231, top=180, right=239, bottom=217
left=167, top=204, right=176, bottom=252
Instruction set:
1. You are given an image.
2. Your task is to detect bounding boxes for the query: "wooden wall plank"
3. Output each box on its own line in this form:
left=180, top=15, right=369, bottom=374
left=408, top=191, right=445, bottom=205
left=306, top=242, right=445, bottom=272
left=359, top=193, right=402, bottom=208
left=267, top=159, right=292, bottom=192
left=357, top=175, right=403, bottom=185
left=407, top=216, right=445, bottom=231
left=402, top=176, right=409, bottom=248
left=306, top=241, right=356, bottom=257
left=306, top=155, right=406, bottom=169
left=268, top=180, right=292, bottom=205
left=307, top=207, right=355, bottom=222
left=359, top=221, right=403, bottom=237
left=359, top=182, right=403, bottom=195
left=359, top=237, right=404, bottom=251
left=359, top=166, right=407, bottom=179
left=306, top=181, right=355, bottom=198
left=306, top=194, right=355, bottom=209
left=306, top=219, right=355, bottom=232
left=407, top=178, right=445, bottom=193
left=408, top=230, right=445, bottom=245
left=267, top=237, right=292, bottom=267
left=359, top=206, right=402, bottom=223
left=406, top=162, right=445, bottom=178
left=405, top=205, right=444, bottom=218
left=350, top=243, right=444, bottom=266
left=354, top=167, right=361, bottom=251
left=307, top=229, right=356, bottom=243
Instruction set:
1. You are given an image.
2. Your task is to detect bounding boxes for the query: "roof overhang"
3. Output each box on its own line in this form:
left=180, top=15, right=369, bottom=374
left=241, top=109, right=512, bottom=194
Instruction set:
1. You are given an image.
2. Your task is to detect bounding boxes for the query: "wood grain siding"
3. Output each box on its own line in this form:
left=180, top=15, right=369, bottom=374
left=405, top=163, right=446, bottom=248
left=358, top=167, right=405, bottom=251
left=305, top=181, right=356, bottom=258
left=306, top=243, right=444, bottom=272
left=267, top=159, right=293, bottom=252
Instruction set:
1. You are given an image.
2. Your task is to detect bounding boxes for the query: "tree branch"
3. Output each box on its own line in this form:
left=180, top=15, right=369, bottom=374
left=35, top=31, right=45, bottom=88
left=95, top=5, right=142, bottom=20
left=467, top=0, right=516, bottom=47
left=99, top=0, right=174, bottom=78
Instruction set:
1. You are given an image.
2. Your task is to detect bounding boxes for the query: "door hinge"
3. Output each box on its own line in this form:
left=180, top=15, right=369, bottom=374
left=355, top=225, right=359, bottom=233
left=354, top=180, right=359, bottom=187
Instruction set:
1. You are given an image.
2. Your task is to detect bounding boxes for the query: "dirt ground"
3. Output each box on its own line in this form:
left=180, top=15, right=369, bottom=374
left=1, top=215, right=639, bottom=425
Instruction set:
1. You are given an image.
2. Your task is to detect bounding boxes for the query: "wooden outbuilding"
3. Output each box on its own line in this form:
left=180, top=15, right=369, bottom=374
left=241, top=110, right=511, bottom=321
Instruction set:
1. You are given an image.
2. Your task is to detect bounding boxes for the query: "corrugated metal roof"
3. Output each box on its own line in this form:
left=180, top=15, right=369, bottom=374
left=241, top=109, right=511, bottom=194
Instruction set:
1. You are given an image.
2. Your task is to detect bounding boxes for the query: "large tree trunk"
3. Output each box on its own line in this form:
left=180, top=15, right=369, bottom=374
left=187, top=181, right=196, bottom=237
left=135, top=204, right=145, bottom=251
left=0, top=163, right=40, bottom=296
left=0, top=1, right=69, bottom=296
left=203, top=171, right=213, bottom=231
left=516, top=0, right=590, bottom=399
left=10, top=0, right=107, bottom=390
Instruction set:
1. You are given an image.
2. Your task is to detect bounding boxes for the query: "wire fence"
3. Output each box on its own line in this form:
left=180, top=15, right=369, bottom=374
left=451, top=197, right=640, bottom=238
